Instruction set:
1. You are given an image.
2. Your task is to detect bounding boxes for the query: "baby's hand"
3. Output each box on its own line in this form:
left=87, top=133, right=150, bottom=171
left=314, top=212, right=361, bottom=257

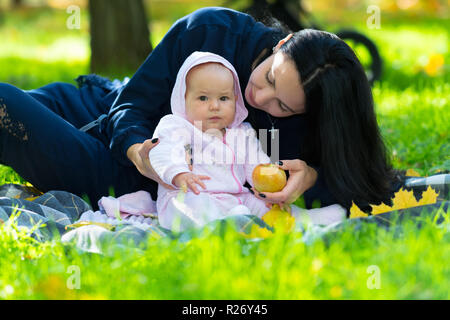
left=172, top=172, right=210, bottom=194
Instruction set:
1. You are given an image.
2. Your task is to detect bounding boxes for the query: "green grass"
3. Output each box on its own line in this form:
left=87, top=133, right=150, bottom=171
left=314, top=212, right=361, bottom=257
left=0, top=5, right=449, bottom=300
left=1, top=207, right=449, bottom=299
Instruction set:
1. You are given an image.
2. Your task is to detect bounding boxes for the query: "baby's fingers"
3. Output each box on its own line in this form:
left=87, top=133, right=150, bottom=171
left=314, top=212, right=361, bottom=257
left=187, top=181, right=200, bottom=194
left=193, top=176, right=208, bottom=190
left=196, top=174, right=211, bottom=186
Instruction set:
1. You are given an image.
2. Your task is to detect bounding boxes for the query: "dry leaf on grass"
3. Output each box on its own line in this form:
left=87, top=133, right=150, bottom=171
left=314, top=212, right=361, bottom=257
left=350, top=186, right=440, bottom=218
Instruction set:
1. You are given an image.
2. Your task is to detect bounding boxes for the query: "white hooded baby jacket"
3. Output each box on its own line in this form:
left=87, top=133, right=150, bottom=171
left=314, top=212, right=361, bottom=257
left=149, top=51, right=272, bottom=231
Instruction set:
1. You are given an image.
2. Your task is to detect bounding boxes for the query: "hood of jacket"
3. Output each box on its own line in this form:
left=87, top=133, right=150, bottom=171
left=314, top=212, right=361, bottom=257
left=170, top=51, right=248, bottom=129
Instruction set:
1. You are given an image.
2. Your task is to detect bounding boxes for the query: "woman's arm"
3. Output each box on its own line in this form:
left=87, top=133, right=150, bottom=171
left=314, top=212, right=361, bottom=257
left=106, top=8, right=266, bottom=168
left=108, top=22, right=184, bottom=167
left=126, top=139, right=174, bottom=190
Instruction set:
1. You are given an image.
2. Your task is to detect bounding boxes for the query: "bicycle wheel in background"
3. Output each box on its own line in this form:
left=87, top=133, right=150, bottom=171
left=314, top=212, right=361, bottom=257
left=336, top=29, right=383, bottom=86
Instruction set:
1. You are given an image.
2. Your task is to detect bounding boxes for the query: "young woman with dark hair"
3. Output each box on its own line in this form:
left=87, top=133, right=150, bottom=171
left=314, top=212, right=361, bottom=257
left=251, top=29, right=400, bottom=210
left=0, top=7, right=401, bottom=212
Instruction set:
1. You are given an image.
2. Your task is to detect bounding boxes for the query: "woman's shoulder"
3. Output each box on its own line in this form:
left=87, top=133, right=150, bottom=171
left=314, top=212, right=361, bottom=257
left=175, top=7, right=258, bottom=32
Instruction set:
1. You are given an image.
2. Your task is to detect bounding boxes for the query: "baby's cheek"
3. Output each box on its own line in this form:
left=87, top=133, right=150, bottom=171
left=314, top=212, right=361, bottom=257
left=227, top=104, right=237, bottom=121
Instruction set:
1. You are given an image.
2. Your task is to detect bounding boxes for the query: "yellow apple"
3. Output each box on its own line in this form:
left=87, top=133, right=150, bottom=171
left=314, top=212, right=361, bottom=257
left=252, top=164, right=287, bottom=193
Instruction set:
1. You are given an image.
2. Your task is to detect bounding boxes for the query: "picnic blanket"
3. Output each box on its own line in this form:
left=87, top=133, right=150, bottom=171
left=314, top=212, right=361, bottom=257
left=0, top=174, right=448, bottom=255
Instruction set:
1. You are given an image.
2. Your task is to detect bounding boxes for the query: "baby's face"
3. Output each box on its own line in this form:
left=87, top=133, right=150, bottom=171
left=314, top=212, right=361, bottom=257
left=185, top=63, right=236, bottom=134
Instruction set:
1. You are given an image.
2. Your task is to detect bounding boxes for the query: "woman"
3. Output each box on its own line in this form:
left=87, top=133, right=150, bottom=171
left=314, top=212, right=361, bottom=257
left=0, top=7, right=399, bottom=212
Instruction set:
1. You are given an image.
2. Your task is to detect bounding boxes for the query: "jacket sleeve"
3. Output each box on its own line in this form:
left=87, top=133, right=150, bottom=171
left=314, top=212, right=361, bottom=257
left=105, top=11, right=249, bottom=167
left=105, top=22, right=183, bottom=167
left=241, top=123, right=271, bottom=187
left=148, top=116, right=191, bottom=187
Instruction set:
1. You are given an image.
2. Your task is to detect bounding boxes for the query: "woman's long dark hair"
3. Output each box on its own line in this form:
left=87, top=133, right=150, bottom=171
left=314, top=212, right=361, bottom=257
left=280, top=29, right=399, bottom=211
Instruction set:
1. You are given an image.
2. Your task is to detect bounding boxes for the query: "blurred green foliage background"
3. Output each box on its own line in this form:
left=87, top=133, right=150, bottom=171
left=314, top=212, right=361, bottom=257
left=0, top=0, right=447, bottom=178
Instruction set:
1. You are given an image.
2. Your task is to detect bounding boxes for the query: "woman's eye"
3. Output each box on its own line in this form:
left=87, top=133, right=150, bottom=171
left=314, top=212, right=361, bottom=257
left=265, top=70, right=273, bottom=85
left=199, top=96, right=208, bottom=101
left=279, top=102, right=288, bottom=112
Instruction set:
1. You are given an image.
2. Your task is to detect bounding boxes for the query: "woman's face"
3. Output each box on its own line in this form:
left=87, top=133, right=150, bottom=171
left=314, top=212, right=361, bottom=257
left=245, top=48, right=306, bottom=118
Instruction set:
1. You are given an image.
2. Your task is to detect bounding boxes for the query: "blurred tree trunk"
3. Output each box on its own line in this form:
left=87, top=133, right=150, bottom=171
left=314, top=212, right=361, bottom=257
left=12, top=0, right=23, bottom=8
left=89, top=0, right=152, bottom=76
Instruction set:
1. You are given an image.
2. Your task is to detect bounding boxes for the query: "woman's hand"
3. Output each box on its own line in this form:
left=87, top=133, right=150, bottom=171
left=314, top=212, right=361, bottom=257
left=126, top=138, right=176, bottom=190
left=251, top=159, right=318, bottom=209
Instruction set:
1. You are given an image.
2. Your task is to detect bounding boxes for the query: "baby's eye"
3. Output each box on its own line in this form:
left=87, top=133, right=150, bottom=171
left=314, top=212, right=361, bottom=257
left=220, top=96, right=229, bottom=101
left=199, top=96, right=208, bottom=101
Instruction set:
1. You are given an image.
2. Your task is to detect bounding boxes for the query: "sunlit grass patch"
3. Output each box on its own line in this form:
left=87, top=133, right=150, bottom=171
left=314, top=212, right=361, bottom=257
left=0, top=56, right=88, bottom=89
left=1, top=206, right=449, bottom=299
left=374, top=81, right=450, bottom=175
left=0, top=36, right=89, bottom=63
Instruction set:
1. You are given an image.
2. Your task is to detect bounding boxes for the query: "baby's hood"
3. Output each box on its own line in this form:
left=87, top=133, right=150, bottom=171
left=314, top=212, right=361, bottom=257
left=171, top=51, right=248, bottom=128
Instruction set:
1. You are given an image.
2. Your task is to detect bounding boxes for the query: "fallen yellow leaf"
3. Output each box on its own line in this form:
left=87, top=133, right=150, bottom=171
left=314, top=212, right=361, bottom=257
left=262, top=204, right=295, bottom=233
left=359, top=186, right=440, bottom=216
left=405, top=168, right=421, bottom=177
left=240, top=224, right=273, bottom=239
left=424, top=53, right=444, bottom=76
left=391, top=188, right=418, bottom=210
left=34, top=275, right=77, bottom=299
left=79, top=293, right=107, bottom=300
left=371, top=202, right=394, bottom=215
left=417, top=185, right=439, bottom=206
left=25, top=196, right=39, bottom=202
left=349, top=201, right=369, bottom=219
left=65, top=221, right=116, bottom=231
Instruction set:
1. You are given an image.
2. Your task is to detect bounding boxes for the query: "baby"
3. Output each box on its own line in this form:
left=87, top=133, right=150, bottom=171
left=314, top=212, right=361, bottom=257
left=149, top=51, right=274, bottom=232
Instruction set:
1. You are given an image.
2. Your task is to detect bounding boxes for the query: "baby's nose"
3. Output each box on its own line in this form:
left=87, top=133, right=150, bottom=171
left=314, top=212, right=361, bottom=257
left=209, top=99, right=220, bottom=109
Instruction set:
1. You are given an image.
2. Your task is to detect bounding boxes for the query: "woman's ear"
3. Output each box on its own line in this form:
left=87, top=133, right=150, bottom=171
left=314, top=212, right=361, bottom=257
left=273, top=33, right=294, bottom=53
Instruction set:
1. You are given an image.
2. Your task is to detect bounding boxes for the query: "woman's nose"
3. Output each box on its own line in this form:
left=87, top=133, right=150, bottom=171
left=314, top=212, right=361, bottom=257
left=254, top=86, right=274, bottom=106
